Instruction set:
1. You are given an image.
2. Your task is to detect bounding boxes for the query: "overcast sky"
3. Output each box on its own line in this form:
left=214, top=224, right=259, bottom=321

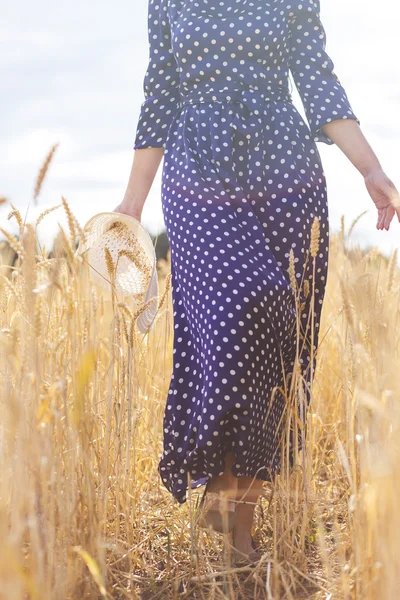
left=1, top=0, right=399, bottom=260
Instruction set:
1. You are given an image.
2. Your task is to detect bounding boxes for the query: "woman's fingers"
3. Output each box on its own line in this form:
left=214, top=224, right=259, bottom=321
left=374, top=182, right=400, bottom=230
left=388, top=185, right=400, bottom=223
left=381, top=184, right=400, bottom=229
left=365, top=170, right=400, bottom=230
left=377, top=207, right=386, bottom=230
left=383, top=205, right=395, bottom=230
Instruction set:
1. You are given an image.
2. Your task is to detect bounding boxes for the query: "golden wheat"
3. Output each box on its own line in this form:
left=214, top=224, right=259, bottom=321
left=62, top=196, right=78, bottom=245
left=0, top=227, right=26, bottom=258
left=104, top=247, right=115, bottom=280
left=310, top=215, right=320, bottom=259
left=7, top=203, right=24, bottom=229
left=35, top=204, right=62, bottom=228
left=0, top=201, right=399, bottom=599
left=288, top=247, right=297, bottom=293
left=387, top=247, right=398, bottom=292
left=33, top=143, right=59, bottom=202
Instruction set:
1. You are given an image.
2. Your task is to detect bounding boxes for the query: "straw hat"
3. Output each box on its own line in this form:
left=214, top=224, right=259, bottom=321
left=77, top=212, right=159, bottom=334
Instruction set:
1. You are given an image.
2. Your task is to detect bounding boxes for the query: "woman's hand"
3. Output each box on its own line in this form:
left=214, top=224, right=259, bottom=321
left=113, top=201, right=142, bottom=222
left=321, top=120, right=400, bottom=231
left=364, top=168, right=400, bottom=231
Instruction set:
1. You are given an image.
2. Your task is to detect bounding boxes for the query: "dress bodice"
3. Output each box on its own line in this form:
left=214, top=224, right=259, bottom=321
left=133, top=0, right=359, bottom=149
left=168, top=0, right=294, bottom=99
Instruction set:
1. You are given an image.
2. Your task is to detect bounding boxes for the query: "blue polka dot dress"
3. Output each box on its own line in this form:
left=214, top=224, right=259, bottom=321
left=134, top=0, right=359, bottom=504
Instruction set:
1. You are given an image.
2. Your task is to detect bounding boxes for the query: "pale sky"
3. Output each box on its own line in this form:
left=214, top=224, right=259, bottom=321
left=1, top=0, right=399, bottom=260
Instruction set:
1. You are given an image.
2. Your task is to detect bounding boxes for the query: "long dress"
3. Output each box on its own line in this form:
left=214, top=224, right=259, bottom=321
left=133, top=0, right=359, bottom=505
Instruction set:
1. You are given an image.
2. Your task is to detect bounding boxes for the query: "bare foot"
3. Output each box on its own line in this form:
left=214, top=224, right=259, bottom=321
left=231, top=476, right=264, bottom=556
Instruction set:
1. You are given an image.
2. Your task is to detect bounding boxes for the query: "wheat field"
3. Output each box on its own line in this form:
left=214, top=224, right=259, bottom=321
left=0, top=161, right=399, bottom=599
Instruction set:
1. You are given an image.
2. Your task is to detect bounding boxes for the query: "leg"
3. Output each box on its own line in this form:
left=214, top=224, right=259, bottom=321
left=207, top=451, right=238, bottom=497
left=197, top=452, right=238, bottom=533
left=232, top=475, right=264, bottom=555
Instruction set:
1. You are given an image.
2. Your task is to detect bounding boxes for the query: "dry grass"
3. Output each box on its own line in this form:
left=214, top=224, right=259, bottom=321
left=0, top=194, right=399, bottom=599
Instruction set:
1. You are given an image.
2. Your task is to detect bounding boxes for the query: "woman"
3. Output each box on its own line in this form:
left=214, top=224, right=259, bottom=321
left=114, top=0, right=400, bottom=563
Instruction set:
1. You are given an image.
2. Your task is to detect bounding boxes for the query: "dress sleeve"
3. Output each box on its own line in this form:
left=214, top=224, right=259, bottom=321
left=133, top=0, right=181, bottom=149
left=287, top=0, right=360, bottom=145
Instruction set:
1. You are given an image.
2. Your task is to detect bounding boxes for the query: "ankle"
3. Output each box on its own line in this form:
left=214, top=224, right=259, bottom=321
left=233, top=498, right=257, bottom=505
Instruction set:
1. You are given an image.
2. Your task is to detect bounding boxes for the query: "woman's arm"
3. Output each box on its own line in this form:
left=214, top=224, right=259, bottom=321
left=287, top=0, right=400, bottom=232
left=287, top=0, right=360, bottom=145
left=322, top=119, right=400, bottom=231
left=114, top=0, right=180, bottom=220
left=114, top=147, right=164, bottom=220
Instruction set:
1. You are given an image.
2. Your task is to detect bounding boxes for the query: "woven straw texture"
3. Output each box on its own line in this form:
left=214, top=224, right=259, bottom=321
left=78, top=212, right=159, bottom=334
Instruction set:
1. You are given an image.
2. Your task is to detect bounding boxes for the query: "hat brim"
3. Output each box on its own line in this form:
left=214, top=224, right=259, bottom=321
left=77, top=212, right=159, bottom=334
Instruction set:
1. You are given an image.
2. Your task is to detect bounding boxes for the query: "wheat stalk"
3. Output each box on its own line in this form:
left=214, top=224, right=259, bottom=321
left=340, top=277, right=355, bottom=330
left=60, top=196, right=86, bottom=249
left=1, top=180, right=400, bottom=600
left=61, top=197, right=77, bottom=246
left=117, top=248, right=152, bottom=278
left=310, top=216, right=320, bottom=259
left=132, top=295, right=157, bottom=319
left=120, top=312, right=130, bottom=345
left=347, top=209, right=369, bottom=242
left=117, top=303, right=133, bottom=320
left=288, top=248, right=297, bottom=293
left=7, top=204, right=24, bottom=229
left=387, top=248, right=398, bottom=293
left=35, top=294, right=45, bottom=338
left=110, top=222, right=151, bottom=271
left=157, top=271, right=172, bottom=311
left=33, top=143, right=59, bottom=203
left=0, top=228, right=25, bottom=258
left=104, top=248, right=115, bottom=281
left=54, top=225, right=75, bottom=266
left=340, top=214, right=345, bottom=246
left=129, top=316, right=137, bottom=348
left=36, top=205, right=62, bottom=228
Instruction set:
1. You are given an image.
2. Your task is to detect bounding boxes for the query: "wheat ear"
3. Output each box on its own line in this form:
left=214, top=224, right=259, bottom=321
left=310, top=216, right=320, bottom=259
left=33, top=143, right=59, bottom=202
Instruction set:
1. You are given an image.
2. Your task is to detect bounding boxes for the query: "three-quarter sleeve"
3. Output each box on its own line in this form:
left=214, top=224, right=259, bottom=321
left=288, top=0, right=360, bottom=145
left=133, top=0, right=181, bottom=149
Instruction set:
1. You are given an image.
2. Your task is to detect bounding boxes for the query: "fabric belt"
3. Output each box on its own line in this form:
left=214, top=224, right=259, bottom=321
left=179, top=86, right=292, bottom=140
left=177, top=86, right=293, bottom=199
